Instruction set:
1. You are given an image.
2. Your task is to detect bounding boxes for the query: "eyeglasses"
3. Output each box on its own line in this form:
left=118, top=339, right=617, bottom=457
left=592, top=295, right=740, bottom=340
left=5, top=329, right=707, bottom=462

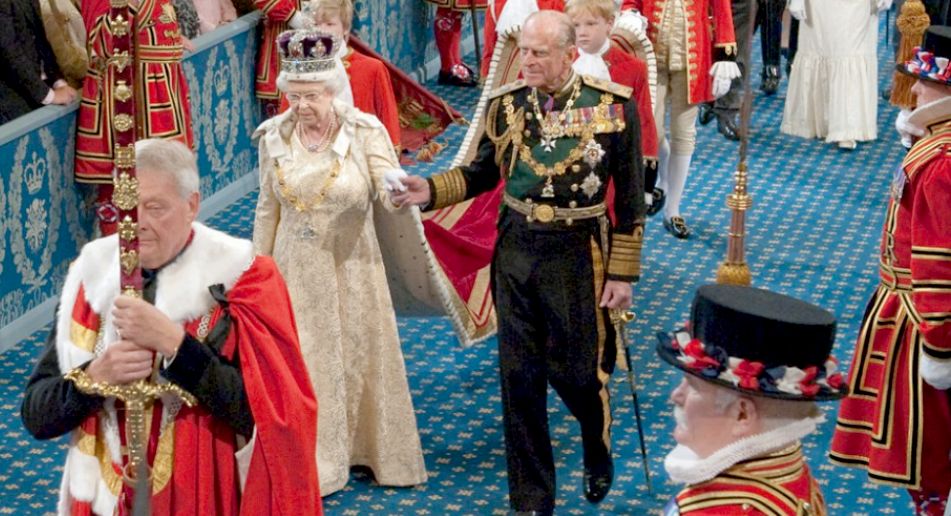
left=286, top=92, right=323, bottom=104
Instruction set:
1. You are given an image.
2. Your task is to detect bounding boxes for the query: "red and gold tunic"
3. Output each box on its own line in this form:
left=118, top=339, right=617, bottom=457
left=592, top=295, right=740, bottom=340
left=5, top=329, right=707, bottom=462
left=621, top=0, right=735, bottom=105
left=74, top=0, right=194, bottom=183
left=254, top=0, right=300, bottom=100
left=830, top=114, right=951, bottom=491
left=674, top=445, right=827, bottom=515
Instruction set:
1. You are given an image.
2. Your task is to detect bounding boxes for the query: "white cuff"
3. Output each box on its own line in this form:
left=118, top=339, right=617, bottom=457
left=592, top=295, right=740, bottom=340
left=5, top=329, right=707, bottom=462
left=42, top=88, right=55, bottom=105
left=920, top=353, right=951, bottom=390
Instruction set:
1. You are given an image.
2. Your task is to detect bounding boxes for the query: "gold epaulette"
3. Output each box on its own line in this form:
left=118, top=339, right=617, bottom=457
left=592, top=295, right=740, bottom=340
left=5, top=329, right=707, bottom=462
left=581, top=75, right=632, bottom=100
left=488, top=79, right=528, bottom=100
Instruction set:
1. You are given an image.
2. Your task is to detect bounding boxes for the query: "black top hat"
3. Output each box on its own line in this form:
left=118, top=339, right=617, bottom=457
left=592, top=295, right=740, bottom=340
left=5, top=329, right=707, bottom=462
left=897, top=25, right=951, bottom=87
left=655, top=284, right=847, bottom=401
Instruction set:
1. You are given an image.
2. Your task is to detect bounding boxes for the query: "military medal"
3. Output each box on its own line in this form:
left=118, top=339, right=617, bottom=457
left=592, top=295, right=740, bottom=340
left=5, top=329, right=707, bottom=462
left=580, top=172, right=602, bottom=198
left=582, top=140, right=605, bottom=168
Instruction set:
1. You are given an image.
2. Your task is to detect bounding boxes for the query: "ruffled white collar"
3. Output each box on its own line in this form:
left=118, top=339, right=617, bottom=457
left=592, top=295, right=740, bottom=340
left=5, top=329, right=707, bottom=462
left=907, top=96, right=951, bottom=134
left=663, top=415, right=824, bottom=485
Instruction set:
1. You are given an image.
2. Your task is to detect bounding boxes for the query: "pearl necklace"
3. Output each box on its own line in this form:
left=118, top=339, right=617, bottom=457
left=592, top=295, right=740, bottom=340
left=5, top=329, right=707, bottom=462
left=298, top=113, right=337, bottom=153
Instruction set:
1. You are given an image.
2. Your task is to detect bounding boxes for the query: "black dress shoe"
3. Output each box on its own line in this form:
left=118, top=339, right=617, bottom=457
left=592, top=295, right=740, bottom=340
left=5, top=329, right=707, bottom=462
left=716, top=112, right=740, bottom=142
left=646, top=188, right=665, bottom=217
left=437, top=63, right=479, bottom=87
left=698, top=102, right=716, bottom=125
left=583, top=458, right=613, bottom=504
left=663, top=215, right=690, bottom=239
left=760, top=65, right=780, bottom=96
left=510, top=511, right=552, bottom=516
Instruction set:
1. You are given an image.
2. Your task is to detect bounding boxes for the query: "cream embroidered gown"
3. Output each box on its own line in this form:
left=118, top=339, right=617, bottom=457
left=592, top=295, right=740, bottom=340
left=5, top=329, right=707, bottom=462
left=252, top=103, right=427, bottom=496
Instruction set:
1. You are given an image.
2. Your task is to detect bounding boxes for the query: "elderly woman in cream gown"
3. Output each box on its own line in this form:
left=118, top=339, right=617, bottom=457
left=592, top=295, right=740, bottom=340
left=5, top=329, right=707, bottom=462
left=252, top=30, right=433, bottom=496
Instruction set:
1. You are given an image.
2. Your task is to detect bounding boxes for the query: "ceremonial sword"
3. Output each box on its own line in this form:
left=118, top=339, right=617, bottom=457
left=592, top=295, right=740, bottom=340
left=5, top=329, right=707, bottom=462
left=611, top=309, right=653, bottom=494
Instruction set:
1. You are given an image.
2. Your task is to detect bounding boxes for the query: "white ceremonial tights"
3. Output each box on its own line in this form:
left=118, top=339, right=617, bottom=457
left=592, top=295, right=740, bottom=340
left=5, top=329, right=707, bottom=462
left=664, top=152, right=692, bottom=219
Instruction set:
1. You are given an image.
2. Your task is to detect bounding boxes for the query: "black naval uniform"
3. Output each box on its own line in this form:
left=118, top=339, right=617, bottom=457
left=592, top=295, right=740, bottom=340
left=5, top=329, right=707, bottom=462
left=425, top=72, right=645, bottom=513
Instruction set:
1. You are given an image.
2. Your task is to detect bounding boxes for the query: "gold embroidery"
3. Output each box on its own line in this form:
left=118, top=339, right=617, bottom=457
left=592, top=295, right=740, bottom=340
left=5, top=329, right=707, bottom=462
left=430, top=167, right=468, bottom=209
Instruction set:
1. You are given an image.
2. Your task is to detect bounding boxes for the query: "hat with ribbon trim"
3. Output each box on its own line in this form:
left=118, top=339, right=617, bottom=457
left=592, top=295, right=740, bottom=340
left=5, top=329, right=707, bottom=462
left=898, top=25, right=951, bottom=87
left=656, top=284, right=847, bottom=401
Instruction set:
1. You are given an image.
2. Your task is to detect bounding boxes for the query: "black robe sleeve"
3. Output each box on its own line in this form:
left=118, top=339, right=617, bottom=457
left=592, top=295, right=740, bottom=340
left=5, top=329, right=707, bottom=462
left=21, top=327, right=104, bottom=440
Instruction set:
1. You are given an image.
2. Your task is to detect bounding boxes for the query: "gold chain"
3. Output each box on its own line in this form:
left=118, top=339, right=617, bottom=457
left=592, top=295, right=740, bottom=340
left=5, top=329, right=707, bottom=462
left=274, top=157, right=344, bottom=212
left=528, top=79, right=582, bottom=142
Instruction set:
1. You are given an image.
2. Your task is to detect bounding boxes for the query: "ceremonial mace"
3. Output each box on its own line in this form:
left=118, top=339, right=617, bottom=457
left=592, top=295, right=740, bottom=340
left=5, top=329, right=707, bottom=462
left=611, top=308, right=653, bottom=494
left=715, top=0, right=759, bottom=287
left=105, top=2, right=196, bottom=512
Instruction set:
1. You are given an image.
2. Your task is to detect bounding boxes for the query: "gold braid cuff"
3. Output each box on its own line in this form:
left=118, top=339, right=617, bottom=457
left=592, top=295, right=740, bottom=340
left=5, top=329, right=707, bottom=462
left=430, top=167, right=468, bottom=210
left=608, top=226, right=644, bottom=279
left=64, top=367, right=198, bottom=406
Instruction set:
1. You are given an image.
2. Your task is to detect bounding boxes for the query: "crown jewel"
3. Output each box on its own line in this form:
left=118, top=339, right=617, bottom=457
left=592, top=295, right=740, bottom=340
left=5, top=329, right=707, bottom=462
left=277, top=30, right=340, bottom=75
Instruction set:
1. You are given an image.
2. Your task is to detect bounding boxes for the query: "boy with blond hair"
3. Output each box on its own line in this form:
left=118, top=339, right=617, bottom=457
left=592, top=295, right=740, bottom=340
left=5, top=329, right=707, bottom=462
left=566, top=0, right=660, bottom=215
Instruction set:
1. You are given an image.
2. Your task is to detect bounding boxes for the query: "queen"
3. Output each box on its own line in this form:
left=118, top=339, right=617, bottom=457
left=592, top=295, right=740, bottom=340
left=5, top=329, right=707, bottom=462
left=252, top=30, right=429, bottom=496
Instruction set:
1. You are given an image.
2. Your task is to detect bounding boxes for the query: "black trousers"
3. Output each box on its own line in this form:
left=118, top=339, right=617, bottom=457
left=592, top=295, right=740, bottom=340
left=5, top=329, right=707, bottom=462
left=492, top=212, right=617, bottom=512
left=714, top=0, right=786, bottom=112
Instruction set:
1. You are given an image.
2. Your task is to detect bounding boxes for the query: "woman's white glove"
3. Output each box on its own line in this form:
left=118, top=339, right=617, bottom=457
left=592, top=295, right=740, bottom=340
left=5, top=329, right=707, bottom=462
left=383, top=169, right=409, bottom=193
left=614, top=9, right=649, bottom=34
left=896, top=108, right=924, bottom=149
left=876, top=0, right=893, bottom=13
left=709, top=61, right=741, bottom=99
left=787, top=0, right=806, bottom=21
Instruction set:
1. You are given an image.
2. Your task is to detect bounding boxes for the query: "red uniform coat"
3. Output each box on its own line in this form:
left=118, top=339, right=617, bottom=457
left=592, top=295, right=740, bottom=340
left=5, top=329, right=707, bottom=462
left=254, top=0, right=300, bottom=100
left=344, top=49, right=401, bottom=148
left=604, top=45, right=657, bottom=161
left=601, top=44, right=658, bottom=225
left=675, top=445, right=827, bottom=515
left=830, top=114, right=951, bottom=491
left=74, top=0, right=193, bottom=183
left=622, top=0, right=736, bottom=105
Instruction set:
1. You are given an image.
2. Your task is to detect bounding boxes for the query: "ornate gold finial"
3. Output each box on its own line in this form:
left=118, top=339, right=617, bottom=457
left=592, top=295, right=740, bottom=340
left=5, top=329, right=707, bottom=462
left=114, top=80, right=133, bottom=102
left=112, top=172, right=139, bottom=210
left=108, top=14, right=129, bottom=36
left=114, top=144, right=136, bottom=169
left=113, top=113, right=134, bottom=133
left=120, top=249, right=139, bottom=275
left=117, top=216, right=138, bottom=242
left=111, top=51, right=131, bottom=73
left=716, top=163, right=753, bottom=286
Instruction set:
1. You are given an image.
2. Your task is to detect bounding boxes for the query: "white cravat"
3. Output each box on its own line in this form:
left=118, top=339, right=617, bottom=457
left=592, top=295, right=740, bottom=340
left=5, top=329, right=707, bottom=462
left=572, top=39, right=612, bottom=81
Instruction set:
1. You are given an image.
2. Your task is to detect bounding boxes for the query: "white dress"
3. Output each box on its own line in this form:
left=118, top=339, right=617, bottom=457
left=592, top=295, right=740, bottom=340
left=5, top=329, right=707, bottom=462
left=252, top=103, right=427, bottom=496
left=781, top=0, right=878, bottom=143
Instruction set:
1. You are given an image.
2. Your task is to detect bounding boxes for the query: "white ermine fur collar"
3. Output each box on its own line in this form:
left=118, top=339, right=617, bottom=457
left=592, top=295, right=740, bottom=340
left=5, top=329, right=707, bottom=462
left=55, top=222, right=254, bottom=372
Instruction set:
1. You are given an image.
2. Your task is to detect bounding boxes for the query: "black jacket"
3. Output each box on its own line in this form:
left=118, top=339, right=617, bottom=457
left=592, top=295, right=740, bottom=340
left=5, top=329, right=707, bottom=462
left=0, top=0, right=65, bottom=124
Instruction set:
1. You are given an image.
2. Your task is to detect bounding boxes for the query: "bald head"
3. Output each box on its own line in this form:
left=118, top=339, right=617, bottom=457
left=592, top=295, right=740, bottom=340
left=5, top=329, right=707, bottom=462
left=523, top=10, right=575, bottom=49
left=519, top=10, right=576, bottom=90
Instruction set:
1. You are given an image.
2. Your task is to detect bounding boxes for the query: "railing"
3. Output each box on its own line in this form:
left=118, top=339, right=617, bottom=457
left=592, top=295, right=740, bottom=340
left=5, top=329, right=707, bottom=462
left=0, top=12, right=264, bottom=350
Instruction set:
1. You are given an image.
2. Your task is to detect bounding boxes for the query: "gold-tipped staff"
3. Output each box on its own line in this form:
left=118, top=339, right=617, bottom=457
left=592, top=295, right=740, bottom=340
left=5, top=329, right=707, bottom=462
left=715, top=0, right=760, bottom=286
left=93, top=1, right=197, bottom=512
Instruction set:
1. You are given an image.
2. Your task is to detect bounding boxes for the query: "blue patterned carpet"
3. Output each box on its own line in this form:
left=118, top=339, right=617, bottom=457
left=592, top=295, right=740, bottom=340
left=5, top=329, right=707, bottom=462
left=0, top=23, right=911, bottom=516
